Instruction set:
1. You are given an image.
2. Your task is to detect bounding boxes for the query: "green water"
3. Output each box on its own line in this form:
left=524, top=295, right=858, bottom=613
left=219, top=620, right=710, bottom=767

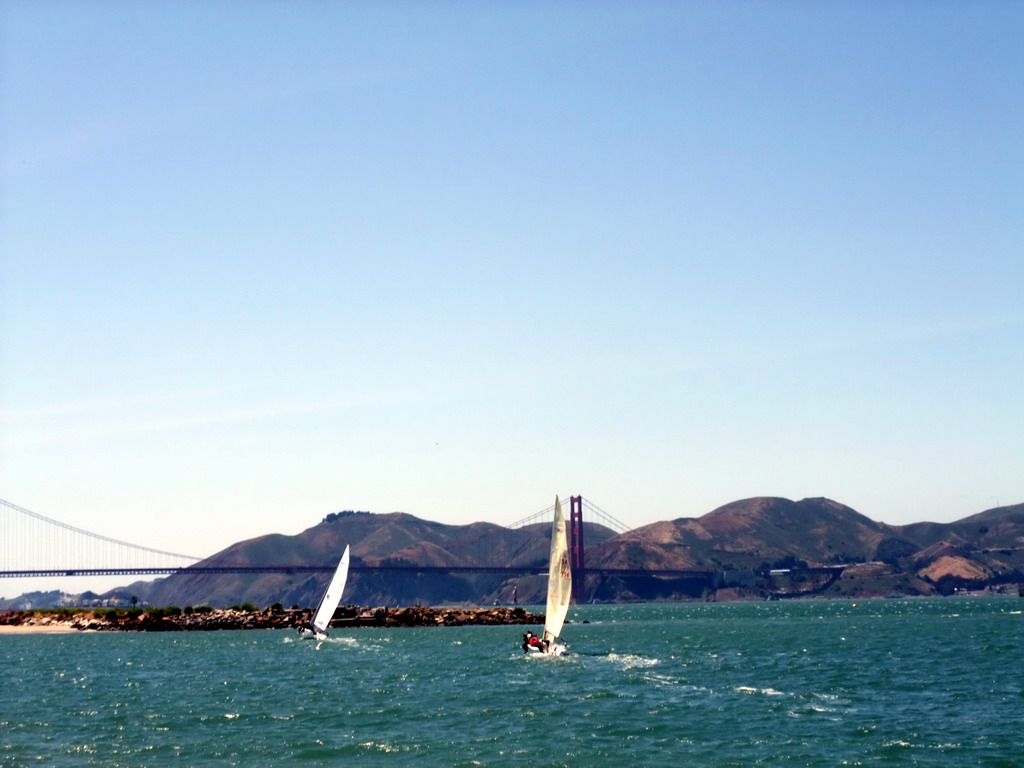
left=2, top=598, right=1021, bottom=766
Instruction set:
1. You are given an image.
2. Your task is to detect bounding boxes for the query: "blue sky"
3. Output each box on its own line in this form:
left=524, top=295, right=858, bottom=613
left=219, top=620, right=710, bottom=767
left=2, top=2, right=1022, bottom=595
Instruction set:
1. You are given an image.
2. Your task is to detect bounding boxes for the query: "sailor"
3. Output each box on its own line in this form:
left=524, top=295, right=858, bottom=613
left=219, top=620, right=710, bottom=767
left=522, top=631, right=541, bottom=652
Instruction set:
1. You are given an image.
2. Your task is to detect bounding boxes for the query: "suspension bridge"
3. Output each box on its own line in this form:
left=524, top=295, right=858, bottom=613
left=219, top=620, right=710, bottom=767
left=0, top=496, right=717, bottom=601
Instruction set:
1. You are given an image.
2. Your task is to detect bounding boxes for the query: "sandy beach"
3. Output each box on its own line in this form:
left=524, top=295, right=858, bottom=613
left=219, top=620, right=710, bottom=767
left=0, top=623, right=79, bottom=634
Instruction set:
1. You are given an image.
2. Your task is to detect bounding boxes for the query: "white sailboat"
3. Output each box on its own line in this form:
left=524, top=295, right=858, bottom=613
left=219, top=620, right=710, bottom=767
left=525, top=496, right=571, bottom=655
left=301, top=544, right=350, bottom=644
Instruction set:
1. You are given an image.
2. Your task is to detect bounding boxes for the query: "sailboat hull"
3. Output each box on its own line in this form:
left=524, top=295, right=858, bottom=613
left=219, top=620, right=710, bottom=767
left=526, top=643, right=567, bottom=656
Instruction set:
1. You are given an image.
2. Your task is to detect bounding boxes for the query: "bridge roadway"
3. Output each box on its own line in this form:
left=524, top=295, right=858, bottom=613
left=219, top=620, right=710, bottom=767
left=1, top=564, right=717, bottom=580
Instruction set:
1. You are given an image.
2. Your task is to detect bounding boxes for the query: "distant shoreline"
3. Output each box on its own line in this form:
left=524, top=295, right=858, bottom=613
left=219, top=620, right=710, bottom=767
left=0, top=605, right=544, bottom=633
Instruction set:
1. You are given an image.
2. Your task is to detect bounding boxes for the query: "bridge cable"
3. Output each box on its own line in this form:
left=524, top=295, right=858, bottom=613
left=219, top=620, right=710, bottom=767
left=0, top=498, right=201, bottom=562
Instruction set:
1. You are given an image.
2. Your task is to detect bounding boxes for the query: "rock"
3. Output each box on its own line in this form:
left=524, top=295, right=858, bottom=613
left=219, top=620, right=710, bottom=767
left=1, top=605, right=544, bottom=632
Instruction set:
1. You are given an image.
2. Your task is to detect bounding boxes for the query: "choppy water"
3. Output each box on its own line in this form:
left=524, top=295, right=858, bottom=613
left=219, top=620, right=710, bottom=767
left=2, top=597, right=1022, bottom=766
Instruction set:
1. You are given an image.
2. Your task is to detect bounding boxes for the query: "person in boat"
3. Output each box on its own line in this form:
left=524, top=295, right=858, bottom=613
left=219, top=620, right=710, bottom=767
left=523, top=631, right=550, bottom=653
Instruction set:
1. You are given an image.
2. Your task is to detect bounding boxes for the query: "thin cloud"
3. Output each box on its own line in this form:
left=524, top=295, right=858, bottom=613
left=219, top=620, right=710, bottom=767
left=669, top=311, right=1024, bottom=375
left=1, top=387, right=421, bottom=446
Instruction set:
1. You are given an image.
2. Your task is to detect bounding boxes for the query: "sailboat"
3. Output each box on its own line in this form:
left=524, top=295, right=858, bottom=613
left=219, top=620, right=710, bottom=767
left=300, top=544, right=350, bottom=644
left=525, top=496, right=571, bottom=656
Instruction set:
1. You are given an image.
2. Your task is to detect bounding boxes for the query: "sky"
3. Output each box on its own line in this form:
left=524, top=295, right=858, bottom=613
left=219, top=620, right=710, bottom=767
left=2, top=2, right=1022, bottom=597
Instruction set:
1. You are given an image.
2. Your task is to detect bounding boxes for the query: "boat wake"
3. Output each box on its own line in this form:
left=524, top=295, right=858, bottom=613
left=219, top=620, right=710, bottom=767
left=313, top=635, right=359, bottom=651
left=606, top=652, right=661, bottom=670
left=736, top=685, right=787, bottom=696
left=323, top=635, right=359, bottom=646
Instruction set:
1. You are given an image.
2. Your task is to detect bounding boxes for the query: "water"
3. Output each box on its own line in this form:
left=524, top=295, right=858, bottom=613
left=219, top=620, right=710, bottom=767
left=2, top=597, right=1021, bottom=766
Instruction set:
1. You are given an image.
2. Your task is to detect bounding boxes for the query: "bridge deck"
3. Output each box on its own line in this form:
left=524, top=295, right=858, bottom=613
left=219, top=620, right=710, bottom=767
left=1, top=565, right=716, bottom=579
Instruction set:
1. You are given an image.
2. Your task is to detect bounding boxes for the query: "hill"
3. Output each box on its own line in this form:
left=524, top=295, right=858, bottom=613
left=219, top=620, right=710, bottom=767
left=134, top=510, right=617, bottom=609
left=592, top=497, right=892, bottom=571
left=140, top=497, right=1024, bottom=606
left=5, top=498, right=1022, bottom=609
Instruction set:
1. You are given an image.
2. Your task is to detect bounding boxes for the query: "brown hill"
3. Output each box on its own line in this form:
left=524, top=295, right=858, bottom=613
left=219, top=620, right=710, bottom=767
left=892, top=504, right=1024, bottom=590
left=899, top=503, right=1024, bottom=550
left=589, top=497, right=894, bottom=572
left=91, top=497, right=1024, bottom=609
left=141, top=510, right=616, bottom=609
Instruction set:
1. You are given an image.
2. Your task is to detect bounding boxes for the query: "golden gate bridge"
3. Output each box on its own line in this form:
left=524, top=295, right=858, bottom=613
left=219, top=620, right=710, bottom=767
left=0, top=496, right=718, bottom=601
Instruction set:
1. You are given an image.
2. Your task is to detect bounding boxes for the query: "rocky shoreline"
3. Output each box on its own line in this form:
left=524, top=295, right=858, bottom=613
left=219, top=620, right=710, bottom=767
left=0, top=605, right=544, bottom=633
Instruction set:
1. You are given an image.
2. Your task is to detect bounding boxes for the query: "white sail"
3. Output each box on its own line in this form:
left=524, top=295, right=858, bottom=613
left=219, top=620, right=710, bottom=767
left=543, top=496, right=572, bottom=643
left=311, top=545, right=350, bottom=637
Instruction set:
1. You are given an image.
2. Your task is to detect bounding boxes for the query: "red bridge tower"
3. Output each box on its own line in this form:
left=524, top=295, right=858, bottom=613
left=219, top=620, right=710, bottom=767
left=569, top=495, right=585, bottom=603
